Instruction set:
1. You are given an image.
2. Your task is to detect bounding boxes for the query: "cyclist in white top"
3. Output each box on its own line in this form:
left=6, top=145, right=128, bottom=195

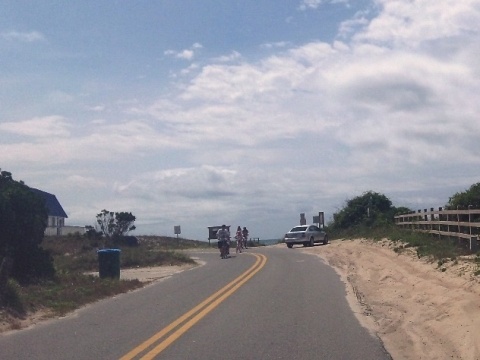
left=216, top=225, right=230, bottom=258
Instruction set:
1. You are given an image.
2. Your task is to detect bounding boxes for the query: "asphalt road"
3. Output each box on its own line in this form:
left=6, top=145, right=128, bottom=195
left=0, top=246, right=391, bottom=359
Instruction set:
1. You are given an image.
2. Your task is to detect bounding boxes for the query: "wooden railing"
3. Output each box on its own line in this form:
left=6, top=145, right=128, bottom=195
left=394, top=207, right=480, bottom=251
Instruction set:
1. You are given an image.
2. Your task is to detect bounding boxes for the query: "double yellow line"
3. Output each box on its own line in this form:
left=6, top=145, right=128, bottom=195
left=120, top=253, right=267, bottom=360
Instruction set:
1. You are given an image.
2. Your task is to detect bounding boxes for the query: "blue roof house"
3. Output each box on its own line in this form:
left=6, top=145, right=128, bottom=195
left=30, top=188, right=69, bottom=236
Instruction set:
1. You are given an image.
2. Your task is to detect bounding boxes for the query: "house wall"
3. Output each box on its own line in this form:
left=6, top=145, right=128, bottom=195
left=48, top=216, right=64, bottom=228
left=45, top=226, right=60, bottom=236
left=45, top=216, right=85, bottom=236
left=44, top=216, right=63, bottom=236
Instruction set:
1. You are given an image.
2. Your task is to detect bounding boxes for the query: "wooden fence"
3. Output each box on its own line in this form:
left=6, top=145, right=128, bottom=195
left=394, top=207, right=480, bottom=252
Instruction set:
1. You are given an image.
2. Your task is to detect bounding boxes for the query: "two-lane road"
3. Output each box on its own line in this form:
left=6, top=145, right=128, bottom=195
left=0, top=246, right=391, bottom=359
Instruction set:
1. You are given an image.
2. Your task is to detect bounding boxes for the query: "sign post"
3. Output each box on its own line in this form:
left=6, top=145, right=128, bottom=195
left=319, top=212, right=324, bottom=228
left=313, top=212, right=325, bottom=228
left=300, top=213, right=306, bottom=225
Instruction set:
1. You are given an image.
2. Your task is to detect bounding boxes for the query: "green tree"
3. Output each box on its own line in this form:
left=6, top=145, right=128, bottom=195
left=332, top=191, right=395, bottom=229
left=84, top=225, right=102, bottom=239
left=447, top=182, right=480, bottom=209
left=394, top=206, right=412, bottom=216
left=0, top=170, right=54, bottom=289
left=96, top=209, right=136, bottom=239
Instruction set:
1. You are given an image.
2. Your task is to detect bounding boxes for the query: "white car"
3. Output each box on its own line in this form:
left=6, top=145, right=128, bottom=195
left=284, top=225, right=328, bottom=248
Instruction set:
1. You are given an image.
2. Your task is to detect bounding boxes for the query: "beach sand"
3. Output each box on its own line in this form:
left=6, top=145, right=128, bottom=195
left=302, top=238, right=480, bottom=360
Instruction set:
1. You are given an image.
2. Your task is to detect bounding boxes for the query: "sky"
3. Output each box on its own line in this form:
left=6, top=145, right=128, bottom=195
left=1, top=0, right=480, bottom=241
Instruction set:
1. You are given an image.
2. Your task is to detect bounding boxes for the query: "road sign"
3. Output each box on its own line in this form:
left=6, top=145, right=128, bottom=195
left=174, top=225, right=181, bottom=235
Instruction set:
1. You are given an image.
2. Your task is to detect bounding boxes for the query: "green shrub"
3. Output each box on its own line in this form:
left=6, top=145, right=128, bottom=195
left=11, top=247, right=55, bottom=284
left=1, top=279, right=25, bottom=313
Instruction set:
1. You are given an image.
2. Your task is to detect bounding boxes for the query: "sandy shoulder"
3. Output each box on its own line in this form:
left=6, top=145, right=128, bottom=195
left=302, top=239, right=480, bottom=360
left=105, top=262, right=199, bottom=283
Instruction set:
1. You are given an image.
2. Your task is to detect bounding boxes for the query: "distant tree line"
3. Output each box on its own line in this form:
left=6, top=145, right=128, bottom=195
left=330, top=191, right=410, bottom=231
left=329, top=183, right=480, bottom=231
left=446, top=183, right=480, bottom=209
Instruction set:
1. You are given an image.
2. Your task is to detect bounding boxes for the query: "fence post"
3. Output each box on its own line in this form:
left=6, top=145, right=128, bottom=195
left=446, top=208, right=450, bottom=234
left=438, top=207, right=443, bottom=240
left=430, top=208, right=434, bottom=232
left=423, top=209, right=428, bottom=232
left=470, top=236, right=478, bottom=253
left=468, top=205, right=472, bottom=235
left=417, top=209, right=421, bottom=230
left=457, top=206, right=461, bottom=235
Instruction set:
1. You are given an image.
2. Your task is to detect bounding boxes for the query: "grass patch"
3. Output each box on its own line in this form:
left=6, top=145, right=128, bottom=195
left=1, top=235, right=209, bottom=329
left=475, top=254, right=480, bottom=276
left=18, top=274, right=143, bottom=316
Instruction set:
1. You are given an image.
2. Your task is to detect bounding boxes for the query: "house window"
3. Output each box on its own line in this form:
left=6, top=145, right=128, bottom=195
left=50, top=217, right=57, bottom=227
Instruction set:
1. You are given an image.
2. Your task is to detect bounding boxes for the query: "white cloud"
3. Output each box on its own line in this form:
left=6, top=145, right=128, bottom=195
left=299, top=0, right=349, bottom=11
left=338, top=10, right=371, bottom=39
left=213, top=51, right=242, bottom=62
left=353, top=0, right=480, bottom=46
left=66, top=175, right=105, bottom=188
left=299, top=0, right=324, bottom=10
left=0, top=118, right=183, bottom=165
left=133, top=1, right=480, bottom=218
left=177, top=49, right=194, bottom=60
left=0, top=116, right=70, bottom=137
left=1, top=30, right=46, bottom=42
left=164, top=43, right=203, bottom=61
left=88, top=105, right=106, bottom=112
left=141, top=20, right=479, bottom=176
left=180, top=63, right=199, bottom=75
left=260, top=41, right=290, bottom=49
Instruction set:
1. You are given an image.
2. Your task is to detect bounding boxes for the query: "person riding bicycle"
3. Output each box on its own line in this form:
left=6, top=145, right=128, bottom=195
left=242, top=226, right=249, bottom=249
left=216, top=225, right=230, bottom=258
left=235, top=226, right=243, bottom=253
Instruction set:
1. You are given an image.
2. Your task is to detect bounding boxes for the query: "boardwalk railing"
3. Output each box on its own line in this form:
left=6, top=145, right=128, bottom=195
left=394, top=207, right=480, bottom=252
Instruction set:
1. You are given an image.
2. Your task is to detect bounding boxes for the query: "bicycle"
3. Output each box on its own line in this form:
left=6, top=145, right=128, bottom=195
left=242, top=235, right=249, bottom=249
left=218, top=239, right=229, bottom=259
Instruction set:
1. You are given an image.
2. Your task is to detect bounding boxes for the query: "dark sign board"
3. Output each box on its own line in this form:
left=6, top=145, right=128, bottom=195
left=313, top=212, right=325, bottom=227
left=208, top=225, right=230, bottom=240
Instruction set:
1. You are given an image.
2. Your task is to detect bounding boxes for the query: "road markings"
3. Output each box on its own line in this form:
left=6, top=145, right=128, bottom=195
left=120, top=253, right=267, bottom=360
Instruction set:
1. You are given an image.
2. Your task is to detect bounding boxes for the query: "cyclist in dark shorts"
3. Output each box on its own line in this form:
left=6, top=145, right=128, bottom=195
left=242, top=226, right=249, bottom=249
left=216, top=225, right=230, bottom=258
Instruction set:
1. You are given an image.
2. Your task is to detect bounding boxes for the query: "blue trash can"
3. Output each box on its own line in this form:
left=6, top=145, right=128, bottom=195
left=97, top=249, right=121, bottom=279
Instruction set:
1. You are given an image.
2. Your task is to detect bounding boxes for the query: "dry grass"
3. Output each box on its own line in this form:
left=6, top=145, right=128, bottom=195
left=0, top=235, right=209, bottom=333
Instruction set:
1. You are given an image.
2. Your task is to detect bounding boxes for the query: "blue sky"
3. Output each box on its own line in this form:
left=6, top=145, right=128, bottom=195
left=1, top=0, right=480, bottom=240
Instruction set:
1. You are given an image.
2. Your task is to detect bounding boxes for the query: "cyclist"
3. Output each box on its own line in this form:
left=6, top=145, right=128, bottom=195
left=216, top=225, right=230, bottom=259
left=242, top=226, right=249, bottom=249
left=235, top=226, right=243, bottom=253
